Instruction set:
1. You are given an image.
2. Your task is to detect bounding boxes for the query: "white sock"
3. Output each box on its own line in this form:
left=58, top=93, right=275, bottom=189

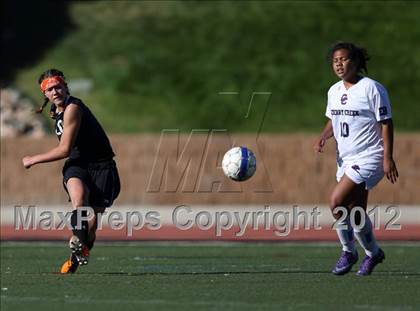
left=336, top=216, right=356, bottom=254
left=354, top=215, right=379, bottom=258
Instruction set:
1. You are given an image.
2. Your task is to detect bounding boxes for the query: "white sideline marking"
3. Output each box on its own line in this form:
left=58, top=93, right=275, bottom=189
left=0, top=296, right=415, bottom=310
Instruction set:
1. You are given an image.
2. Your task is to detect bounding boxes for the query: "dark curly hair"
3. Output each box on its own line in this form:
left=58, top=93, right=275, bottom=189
left=327, top=42, right=370, bottom=74
left=37, top=69, right=69, bottom=119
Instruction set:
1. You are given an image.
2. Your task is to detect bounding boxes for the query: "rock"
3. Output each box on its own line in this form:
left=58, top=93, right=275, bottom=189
left=0, top=88, right=48, bottom=138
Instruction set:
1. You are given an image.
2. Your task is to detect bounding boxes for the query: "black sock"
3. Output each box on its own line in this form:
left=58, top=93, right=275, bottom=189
left=86, top=239, right=95, bottom=250
left=70, top=209, right=89, bottom=245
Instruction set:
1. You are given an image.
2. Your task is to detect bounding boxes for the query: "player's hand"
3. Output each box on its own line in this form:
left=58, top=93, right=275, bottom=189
left=313, top=136, right=326, bottom=153
left=384, top=157, right=398, bottom=184
left=22, top=156, right=34, bottom=169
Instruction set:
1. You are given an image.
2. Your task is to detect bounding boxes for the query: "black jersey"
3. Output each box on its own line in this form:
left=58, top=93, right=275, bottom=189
left=55, top=96, right=115, bottom=162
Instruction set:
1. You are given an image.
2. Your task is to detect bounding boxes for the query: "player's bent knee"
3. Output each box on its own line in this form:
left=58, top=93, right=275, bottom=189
left=71, top=200, right=85, bottom=210
left=329, top=195, right=342, bottom=211
left=329, top=196, right=346, bottom=220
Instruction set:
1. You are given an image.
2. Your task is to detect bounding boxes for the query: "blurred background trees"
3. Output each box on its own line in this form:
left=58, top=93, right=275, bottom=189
left=1, top=1, right=419, bottom=134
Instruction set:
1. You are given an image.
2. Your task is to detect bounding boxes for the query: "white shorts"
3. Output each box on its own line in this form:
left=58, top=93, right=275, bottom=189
left=336, top=157, right=384, bottom=190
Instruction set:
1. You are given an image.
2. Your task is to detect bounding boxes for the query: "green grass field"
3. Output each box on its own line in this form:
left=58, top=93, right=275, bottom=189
left=1, top=242, right=419, bottom=310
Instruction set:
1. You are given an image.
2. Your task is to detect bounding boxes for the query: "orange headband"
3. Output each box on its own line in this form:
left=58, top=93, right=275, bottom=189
left=40, top=76, right=65, bottom=92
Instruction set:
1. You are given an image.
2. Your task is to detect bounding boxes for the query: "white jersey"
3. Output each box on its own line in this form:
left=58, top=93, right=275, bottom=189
left=326, top=77, right=392, bottom=161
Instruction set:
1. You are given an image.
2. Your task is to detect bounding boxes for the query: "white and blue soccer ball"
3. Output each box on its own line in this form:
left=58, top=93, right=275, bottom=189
left=222, top=146, right=256, bottom=181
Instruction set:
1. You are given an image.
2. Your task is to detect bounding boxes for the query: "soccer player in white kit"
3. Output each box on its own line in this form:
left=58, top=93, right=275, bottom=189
left=314, top=42, right=399, bottom=276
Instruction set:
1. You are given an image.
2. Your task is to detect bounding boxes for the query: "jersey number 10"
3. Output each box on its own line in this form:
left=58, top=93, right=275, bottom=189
left=340, top=122, right=349, bottom=137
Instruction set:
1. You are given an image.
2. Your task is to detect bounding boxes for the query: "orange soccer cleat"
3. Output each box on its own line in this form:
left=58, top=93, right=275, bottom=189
left=69, top=235, right=90, bottom=265
left=60, top=254, right=79, bottom=274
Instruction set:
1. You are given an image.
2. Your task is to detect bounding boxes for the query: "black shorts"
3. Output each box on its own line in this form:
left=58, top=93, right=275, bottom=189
left=62, top=159, right=120, bottom=208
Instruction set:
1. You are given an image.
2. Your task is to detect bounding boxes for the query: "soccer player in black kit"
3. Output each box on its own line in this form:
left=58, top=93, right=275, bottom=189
left=22, top=69, right=120, bottom=274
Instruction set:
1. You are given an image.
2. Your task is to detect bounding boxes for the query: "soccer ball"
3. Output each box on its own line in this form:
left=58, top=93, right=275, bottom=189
left=222, top=146, right=256, bottom=181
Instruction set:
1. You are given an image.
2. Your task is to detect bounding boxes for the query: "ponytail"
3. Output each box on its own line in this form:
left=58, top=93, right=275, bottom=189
left=35, top=97, right=57, bottom=119
left=36, top=97, right=49, bottom=114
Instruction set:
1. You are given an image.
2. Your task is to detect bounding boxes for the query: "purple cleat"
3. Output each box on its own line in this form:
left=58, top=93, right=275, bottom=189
left=332, top=251, right=358, bottom=275
left=357, top=248, right=385, bottom=276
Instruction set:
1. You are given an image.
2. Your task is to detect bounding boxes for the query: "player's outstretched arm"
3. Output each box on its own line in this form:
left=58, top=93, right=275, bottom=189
left=381, top=118, right=398, bottom=183
left=22, top=104, right=81, bottom=169
left=314, top=119, right=333, bottom=153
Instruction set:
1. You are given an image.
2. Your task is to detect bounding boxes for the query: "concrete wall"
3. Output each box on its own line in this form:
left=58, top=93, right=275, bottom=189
left=1, top=133, right=419, bottom=206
